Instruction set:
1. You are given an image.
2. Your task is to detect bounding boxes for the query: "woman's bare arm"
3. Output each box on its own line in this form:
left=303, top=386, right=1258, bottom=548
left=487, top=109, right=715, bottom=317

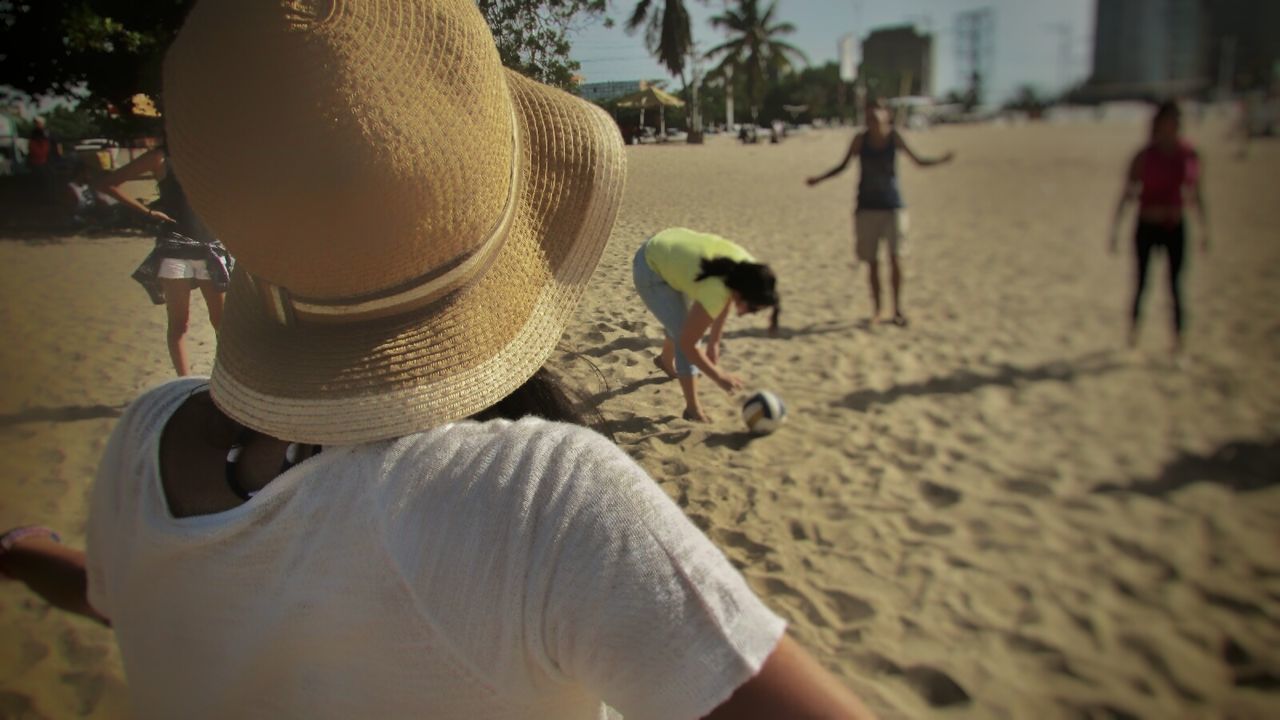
left=894, top=132, right=954, bottom=167
left=704, top=634, right=878, bottom=720
left=1110, top=152, right=1143, bottom=252
left=706, top=303, right=731, bottom=362
left=679, top=303, right=742, bottom=392
left=0, top=533, right=109, bottom=626
left=807, top=133, right=863, bottom=186
left=1191, top=156, right=1209, bottom=251
left=92, top=147, right=173, bottom=221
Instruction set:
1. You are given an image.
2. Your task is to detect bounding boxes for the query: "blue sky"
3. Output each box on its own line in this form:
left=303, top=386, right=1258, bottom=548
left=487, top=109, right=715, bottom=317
left=570, top=0, right=1096, bottom=104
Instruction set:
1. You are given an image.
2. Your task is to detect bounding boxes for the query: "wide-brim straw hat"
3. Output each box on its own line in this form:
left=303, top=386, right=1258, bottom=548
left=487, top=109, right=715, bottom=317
left=163, top=0, right=626, bottom=445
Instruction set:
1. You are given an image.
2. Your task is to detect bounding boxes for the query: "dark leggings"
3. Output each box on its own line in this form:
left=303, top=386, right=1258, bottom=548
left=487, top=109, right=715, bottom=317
left=1132, top=221, right=1186, bottom=335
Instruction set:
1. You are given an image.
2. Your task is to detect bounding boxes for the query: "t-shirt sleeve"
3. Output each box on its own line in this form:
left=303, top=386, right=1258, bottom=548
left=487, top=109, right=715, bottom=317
left=690, top=279, right=731, bottom=318
left=532, top=428, right=786, bottom=719
left=86, top=378, right=206, bottom=620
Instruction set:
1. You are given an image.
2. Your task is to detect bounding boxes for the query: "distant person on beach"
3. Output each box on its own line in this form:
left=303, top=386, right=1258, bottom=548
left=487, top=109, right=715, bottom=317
left=95, top=146, right=232, bottom=376
left=806, top=98, right=955, bottom=326
left=634, top=227, right=780, bottom=422
left=0, top=2, right=874, bottom=719
left=26, top=117, right=62, bottom=202
left=1109, top=100, right=1208, bottom=355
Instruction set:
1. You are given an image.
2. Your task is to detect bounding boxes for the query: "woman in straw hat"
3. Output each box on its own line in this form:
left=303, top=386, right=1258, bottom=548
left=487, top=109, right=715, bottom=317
left=0, top=2, right=874, bottom=718
left=96, top=145, right=233, bottom=376
left=634, top=226, right=780, bottom=422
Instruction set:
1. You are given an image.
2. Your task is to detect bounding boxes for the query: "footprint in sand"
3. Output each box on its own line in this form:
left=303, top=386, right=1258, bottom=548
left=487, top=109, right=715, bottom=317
left=906, top=516, right=954, bottom=537
left=1003, top=478, right=1054, bottom=497
left=0, top=690, right=51, bottom=720
left=58, top=629, right=107, bottom=669
left=59, top=671, right=107, bottom=716
left=760, top=577, right=829, bottom=629
left=789, top=520, right=808, bottom=541
left=711, top=528, right=771, bottom=561
left=903, top=665, right=970, bottom=708
left=823, top=589, right=876, bottom=623
left=920, top=481, right=962, bottom=508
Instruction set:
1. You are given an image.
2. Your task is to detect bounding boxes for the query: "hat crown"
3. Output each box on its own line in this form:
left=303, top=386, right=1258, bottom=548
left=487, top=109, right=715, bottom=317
left=165, top=0, right=515, bottom=299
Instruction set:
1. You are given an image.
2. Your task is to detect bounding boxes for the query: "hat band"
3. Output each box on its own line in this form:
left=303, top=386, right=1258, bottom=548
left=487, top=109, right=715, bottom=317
left=248, top=115, right=522, bottom=327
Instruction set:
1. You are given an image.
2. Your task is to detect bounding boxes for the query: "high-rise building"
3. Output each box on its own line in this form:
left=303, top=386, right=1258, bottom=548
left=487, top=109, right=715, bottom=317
left=1203, top=0, right=1280, bottom=93
left=861, top=26, right=934, bottom=98
left=1088, top=0, right=1206, bottom=98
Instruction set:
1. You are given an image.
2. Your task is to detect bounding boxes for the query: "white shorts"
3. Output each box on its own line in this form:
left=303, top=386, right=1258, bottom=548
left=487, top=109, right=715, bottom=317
left=157, top=258, right=212, bottom=281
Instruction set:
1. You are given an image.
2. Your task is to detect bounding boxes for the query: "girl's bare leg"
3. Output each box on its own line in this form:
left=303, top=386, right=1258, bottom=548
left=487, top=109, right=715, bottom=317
left=679, top=375, right=708, bottom=422
left=196, top=280, right=224, bottom=332
left=161, top=278, right=194, bottom=376
left=655, top=338, right=678, bottom=378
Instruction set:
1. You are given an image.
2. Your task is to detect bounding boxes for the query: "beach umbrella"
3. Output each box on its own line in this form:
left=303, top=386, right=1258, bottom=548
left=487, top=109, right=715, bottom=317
left=615, top=86, right=685, bottom=138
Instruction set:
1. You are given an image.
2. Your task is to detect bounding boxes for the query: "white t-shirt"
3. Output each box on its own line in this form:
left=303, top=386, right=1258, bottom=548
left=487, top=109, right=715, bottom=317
left=87, top=378, right=785, bottom=719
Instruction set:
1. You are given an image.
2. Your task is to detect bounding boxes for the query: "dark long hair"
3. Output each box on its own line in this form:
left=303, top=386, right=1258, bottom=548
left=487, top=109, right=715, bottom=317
left=1150, top=100, right=1181, bottom=140
left=471, top=366, right=602, bottom=430
left=695, top=257, right=781, bottom=332
left=194, top=366, right=605, bottom=450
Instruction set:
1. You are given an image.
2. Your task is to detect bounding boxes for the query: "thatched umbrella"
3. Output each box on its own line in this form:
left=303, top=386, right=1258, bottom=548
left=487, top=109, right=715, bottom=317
left=615, top=85, right=685, bottom=138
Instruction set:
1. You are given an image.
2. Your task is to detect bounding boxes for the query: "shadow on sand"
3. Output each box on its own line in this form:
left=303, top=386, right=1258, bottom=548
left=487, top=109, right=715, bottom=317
left=705, top=431, right=768, bottom=451
left=0, top=403, right=126, bottom=428
left=1094, top=438, right=1280, bottom=496
left=833, top=351, right=1122, bottom=412
left=590, top=375, right=671, bottom=404
left=726, top=319, right=863, bottom=341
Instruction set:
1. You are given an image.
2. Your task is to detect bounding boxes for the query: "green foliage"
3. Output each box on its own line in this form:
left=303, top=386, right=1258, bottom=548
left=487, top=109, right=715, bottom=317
left=625, top=0, right=695, bottom=79
left=0, top=0, right=189, bottom=110
left=13, top=104, right=105, bottom=141
left=477, top=0, right=609, bottom=88
left=761, top=61, right=843, bottom=123
left=0, top=0, right=606, bottom=131
left=1004, top=84, right=1048, bottom=114
left=705, top=0, right=806, bottom=120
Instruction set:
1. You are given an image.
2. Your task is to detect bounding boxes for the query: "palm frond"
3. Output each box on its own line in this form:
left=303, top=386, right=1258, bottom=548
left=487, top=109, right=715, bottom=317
left=625, top=0, right=653, bottom=34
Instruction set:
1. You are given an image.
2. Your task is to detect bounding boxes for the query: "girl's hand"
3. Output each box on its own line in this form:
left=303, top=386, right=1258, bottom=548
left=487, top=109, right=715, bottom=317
left=149, top=209, right=176, bottom=224
left=714, top=372, right=745, bottom=394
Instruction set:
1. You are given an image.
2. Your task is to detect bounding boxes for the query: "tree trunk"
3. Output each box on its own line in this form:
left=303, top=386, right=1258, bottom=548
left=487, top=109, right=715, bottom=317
left=725, top=64, right=735, bottom=130
left=682, top=67, right=704, bottom=145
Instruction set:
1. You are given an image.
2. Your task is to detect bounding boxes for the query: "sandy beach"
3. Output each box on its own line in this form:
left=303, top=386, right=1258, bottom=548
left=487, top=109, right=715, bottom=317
left=1, top=115, right=1277, bottom=718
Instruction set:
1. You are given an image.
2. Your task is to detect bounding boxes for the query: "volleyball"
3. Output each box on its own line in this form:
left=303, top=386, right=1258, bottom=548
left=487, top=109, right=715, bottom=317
left=741, top=391, right=787, bottom=434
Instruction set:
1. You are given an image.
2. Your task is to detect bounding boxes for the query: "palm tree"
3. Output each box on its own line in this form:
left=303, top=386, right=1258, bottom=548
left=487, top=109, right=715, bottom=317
left=627, top=0, right=695, bottom=78
left=626, top=0, right=704, bottom=141
left=705, top=0, right=806, bottom=124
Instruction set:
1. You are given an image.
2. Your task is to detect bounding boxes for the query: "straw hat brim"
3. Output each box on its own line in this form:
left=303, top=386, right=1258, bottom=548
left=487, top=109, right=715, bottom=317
left=209, top=70, right=626, bottom=445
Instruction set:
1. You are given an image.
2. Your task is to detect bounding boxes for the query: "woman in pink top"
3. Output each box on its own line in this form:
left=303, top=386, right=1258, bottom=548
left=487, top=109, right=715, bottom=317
left=1109, top=101, right=1209, bottom=355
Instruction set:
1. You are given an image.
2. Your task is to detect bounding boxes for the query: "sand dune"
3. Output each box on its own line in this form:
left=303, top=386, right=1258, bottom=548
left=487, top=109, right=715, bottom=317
left=2, top=115, right=1278, bottom=718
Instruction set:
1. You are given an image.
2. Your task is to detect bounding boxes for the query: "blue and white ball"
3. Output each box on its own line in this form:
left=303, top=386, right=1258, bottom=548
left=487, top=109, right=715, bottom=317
left=741, top=390, right=787, bottom=434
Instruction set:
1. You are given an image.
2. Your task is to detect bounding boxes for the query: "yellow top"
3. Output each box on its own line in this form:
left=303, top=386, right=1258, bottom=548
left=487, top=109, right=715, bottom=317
left=644, top=228, right=755, bottom=316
